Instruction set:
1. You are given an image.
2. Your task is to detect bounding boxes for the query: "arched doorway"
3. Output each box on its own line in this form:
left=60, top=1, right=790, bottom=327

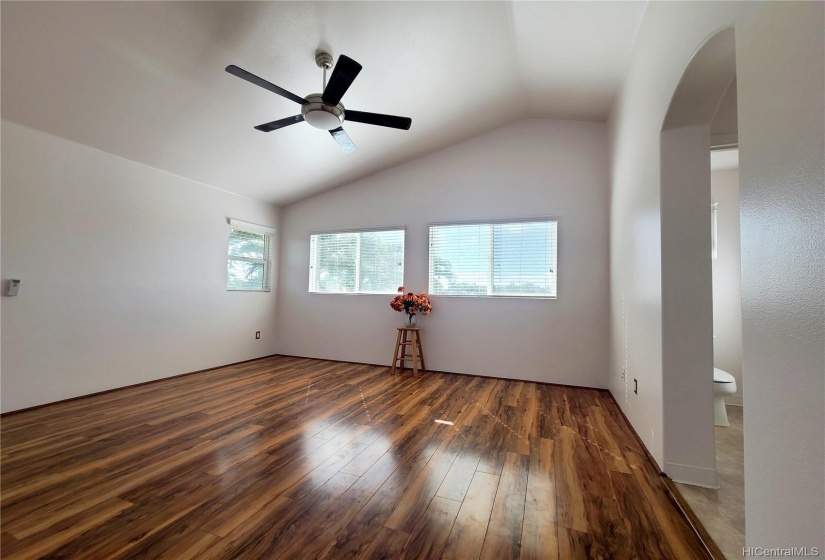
left=659, top=27, right=737, bottom=488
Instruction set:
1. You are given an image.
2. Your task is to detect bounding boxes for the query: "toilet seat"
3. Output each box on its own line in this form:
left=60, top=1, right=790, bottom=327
left=714, top=368, right=735, bottom=384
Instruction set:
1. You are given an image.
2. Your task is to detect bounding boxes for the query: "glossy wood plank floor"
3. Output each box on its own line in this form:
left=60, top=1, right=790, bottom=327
left=1, top=356, right=710, bottom=559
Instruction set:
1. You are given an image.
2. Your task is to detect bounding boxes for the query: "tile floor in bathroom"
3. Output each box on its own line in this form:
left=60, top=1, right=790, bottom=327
left=676, top=405, right=745, bottom=559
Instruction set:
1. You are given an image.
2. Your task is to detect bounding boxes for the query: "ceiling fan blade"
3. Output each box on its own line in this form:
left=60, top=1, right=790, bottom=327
left=322, top=55, right=362, bottom=106
left=226, top=65, right=307, bottom=105
left=329, top=127, right=357, bottom=153
left=345, top=110, right=412, bottom=130
left=254, top=115, right=304, bottom=132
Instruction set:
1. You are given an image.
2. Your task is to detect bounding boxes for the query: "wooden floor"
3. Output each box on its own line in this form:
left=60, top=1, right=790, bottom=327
left=1, top=356, right=710, bottom=559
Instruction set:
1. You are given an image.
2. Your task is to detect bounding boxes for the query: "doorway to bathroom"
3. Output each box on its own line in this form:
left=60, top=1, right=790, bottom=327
left=659, top=26, right=747, bottom=558
left=675, top=146, right=746, bottom=558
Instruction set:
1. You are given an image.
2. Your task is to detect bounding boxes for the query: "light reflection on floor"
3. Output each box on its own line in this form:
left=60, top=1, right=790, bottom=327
left=286, top=376, right=654, bottom=529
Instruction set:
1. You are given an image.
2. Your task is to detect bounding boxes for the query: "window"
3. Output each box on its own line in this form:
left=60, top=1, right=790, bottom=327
left=429, top=220, right=557, bottom=298
left=227, top=220, right=273, bottom=291
left=309, top=229, right=404, bottom=294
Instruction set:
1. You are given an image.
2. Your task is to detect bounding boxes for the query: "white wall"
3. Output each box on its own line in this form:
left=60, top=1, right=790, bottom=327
left=660, top=125, right=716, bottom=487
left=736, top=3, right=824, bottom=551
left=609, top=1, right=824, bottom=552
left=277, top=119, right=610, bottom=388
left=1, top=121, right=281, bottom=412
left=711, top=168, right=743, bottom=405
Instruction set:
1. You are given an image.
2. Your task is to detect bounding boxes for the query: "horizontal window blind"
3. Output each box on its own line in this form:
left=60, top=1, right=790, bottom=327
left=309, top=229, right=404, bottom=294
left=429, top=220, right=557, bottom=298
left=227, top=218, right=274, bottom=234
left=227, top=227, right=272, bottom=291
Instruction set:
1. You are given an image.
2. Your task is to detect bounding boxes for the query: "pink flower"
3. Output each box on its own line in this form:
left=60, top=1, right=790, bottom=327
left=389, top=289, right=433, bottom=316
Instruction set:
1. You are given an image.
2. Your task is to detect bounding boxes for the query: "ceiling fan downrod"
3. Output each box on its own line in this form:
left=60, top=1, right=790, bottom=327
left=315, top=51, right=333, bottom=90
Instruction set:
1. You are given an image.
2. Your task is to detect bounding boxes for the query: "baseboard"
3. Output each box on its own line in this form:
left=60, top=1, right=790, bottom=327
left=605, top=390, right=721, bottom=490
left=3, top=353, right=606, bottom=417
left=275, top=353, right=609, bottom=392
left=604, top=390, right=664, bottom=472
left=662, top=476, right=727, bottom=560
left=0, top=353, right=280, bottom=417
left=607, top=390, right=723, bottom=560
left=665, top=462, right=719, bottom=489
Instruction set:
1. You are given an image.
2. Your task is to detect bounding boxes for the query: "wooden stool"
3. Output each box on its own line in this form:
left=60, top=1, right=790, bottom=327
left=391, top=327, right=427, bottom=377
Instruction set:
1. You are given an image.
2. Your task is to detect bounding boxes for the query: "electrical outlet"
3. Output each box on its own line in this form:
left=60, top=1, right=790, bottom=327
left=621, top=368, right=626, bottom=380
left=633, top=378, right=638, bottom=395
left=255, top=331, right=261, bottom=340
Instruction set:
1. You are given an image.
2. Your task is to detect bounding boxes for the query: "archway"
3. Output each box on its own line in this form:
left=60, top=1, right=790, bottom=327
left=660, top=27, right=736, bottom=488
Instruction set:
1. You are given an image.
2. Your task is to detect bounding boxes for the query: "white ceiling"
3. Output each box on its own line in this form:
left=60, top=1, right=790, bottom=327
left=1, top=1, right=647, bottom=205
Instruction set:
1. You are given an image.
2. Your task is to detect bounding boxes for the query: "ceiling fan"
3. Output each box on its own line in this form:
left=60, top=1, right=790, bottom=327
left=225, top=52, right=412, bottom=153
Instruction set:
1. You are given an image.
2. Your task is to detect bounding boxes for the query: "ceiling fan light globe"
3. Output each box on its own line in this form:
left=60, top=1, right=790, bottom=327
left=301, top=94, right=345, bottom=131
left=304, top=110, right=344, bottom=130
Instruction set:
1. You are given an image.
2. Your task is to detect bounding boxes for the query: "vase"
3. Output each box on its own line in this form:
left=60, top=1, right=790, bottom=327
left=405, top=314, right=417, bottom=327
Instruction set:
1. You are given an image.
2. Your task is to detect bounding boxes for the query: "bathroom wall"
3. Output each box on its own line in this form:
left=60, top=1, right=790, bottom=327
left=711, top=167, right=743, bottom=405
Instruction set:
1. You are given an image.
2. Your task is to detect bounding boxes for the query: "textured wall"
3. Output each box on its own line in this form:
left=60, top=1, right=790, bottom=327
left=736, top=2, right=824, bottom=549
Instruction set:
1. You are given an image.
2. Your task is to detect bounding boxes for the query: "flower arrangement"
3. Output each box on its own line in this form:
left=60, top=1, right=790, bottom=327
left=390, top=287, right=432, bottom=325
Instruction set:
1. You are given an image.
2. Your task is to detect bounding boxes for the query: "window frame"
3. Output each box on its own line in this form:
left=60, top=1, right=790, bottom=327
left=427, top=217, right=559, bottom=300
left=308, top=226, right=405, bottom=295
left=226, top=219, right=274, bottom=293
left=711, top=203, right=718, bottom=260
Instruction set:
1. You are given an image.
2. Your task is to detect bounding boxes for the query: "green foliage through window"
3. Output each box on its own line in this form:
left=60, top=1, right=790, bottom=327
left=228, top=228, right=271, bottom=291
left=309, top=230, right=404, bottom=294
left=428, top=221, right=557, bottom=298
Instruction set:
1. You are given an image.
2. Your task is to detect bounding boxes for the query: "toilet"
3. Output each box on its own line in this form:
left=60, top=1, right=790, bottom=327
left=713, top=368, right=737, bottom=427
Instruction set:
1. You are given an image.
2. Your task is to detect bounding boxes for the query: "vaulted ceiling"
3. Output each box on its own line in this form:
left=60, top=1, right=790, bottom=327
left=1, top=1, right=647, bottom=204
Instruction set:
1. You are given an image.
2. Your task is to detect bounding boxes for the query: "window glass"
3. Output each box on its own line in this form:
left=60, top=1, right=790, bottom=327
left=429, top=221, right=557, bottom=298
left=309, top=229, right=404, bottom=294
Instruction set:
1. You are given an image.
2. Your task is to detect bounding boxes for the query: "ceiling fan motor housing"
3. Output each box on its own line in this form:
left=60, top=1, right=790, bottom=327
left=301, top=94, right=345, bottom=130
